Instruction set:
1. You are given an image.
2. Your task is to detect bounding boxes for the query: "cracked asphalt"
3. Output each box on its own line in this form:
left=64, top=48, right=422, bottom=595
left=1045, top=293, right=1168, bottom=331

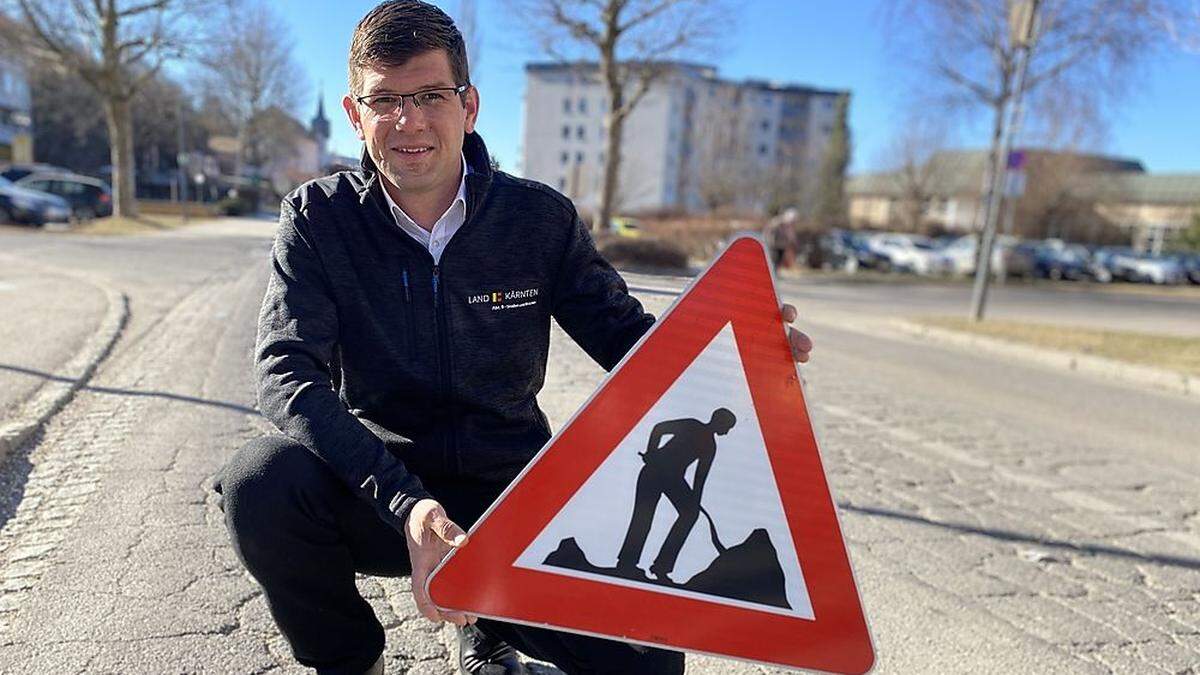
left=0, top=222, right=1197, bottom=673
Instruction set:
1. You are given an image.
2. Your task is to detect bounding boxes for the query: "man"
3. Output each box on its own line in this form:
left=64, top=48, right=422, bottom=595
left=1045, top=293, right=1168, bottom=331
left=616, top=409, right=736, bottom=583
left=217, top=2, right=813, bottom=674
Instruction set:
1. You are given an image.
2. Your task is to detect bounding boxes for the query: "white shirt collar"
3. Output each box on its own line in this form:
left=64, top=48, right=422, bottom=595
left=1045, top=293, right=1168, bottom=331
left=380, top=153, right=468, bottom=263
left=381, top=153, right=468, bottom=230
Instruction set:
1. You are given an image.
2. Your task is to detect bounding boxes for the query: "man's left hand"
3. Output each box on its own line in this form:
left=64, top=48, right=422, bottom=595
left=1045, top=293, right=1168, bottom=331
left=782, top=303, right=813, bottom=363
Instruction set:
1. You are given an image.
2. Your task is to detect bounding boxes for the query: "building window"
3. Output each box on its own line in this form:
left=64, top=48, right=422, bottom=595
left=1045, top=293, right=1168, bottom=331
left=576, top=125, right=585, bottom=140
left=758, top=144, right=769, bottom=156
left=598, top=151, right=605, bottom=165
left=558, top=177, right=566, bottom=191
left=761, top=119, right=770, bottom=131
left=562, top=125, right=570, bottom=139
left=563, top=98, right=572, bottom=113
left=821, top=125, right=832, bottom=135
left=560, top=151, right=569, bottom=165
left=575, top=151, right=584, bottom=164
left=579, top=98, right=587, bottom=114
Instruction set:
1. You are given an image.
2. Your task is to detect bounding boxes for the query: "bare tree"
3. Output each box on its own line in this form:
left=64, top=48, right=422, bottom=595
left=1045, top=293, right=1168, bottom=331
left=879, top=116, right=949, bottom=231
left=1157, top=0, right=1200, bottom=53
left=509, top=0, right=728, bottom=230
left=196, top=0, right=305, bottom=179
left=692, top=86, right=764, bottom=214
left=888, top=0, right=1165, bottom=229
left=4, top=0, right=220, bottom=217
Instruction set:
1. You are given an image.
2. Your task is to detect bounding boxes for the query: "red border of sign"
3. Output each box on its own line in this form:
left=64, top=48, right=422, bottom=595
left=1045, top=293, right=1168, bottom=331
left=429, top=237, right=874, bottom=674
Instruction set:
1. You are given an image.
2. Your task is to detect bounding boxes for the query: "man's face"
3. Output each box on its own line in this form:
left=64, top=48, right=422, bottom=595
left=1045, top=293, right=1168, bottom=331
left=342, top=50, right=479, bottom=200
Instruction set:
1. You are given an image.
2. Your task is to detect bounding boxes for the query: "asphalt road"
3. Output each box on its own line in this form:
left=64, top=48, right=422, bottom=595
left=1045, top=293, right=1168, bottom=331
left=775, top=274, right=1200, bottom=337
left=0, top=254, right=107, bottom=422
left=0, top=223, right=1196, bottom=673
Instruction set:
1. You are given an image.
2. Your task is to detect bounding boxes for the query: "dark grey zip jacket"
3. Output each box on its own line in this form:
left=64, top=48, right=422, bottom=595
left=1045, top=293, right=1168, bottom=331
left=255, top=132, right=654, bottom=534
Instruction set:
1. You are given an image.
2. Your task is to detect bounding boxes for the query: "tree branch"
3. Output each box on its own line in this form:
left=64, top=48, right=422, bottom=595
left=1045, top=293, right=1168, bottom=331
left=118, top=0, right=172, bottom=19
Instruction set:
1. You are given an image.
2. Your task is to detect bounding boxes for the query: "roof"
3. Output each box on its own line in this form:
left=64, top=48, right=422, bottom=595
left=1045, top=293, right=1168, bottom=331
left=847, top=149, right=1195, bottom=206
left=1075, top=173, right=1200, bottom=205
left=525, top=60, right=848, bottom=97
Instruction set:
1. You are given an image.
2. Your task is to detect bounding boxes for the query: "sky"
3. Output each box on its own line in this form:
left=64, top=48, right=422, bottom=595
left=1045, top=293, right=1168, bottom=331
left=271, top=0, right=1200, bottom=176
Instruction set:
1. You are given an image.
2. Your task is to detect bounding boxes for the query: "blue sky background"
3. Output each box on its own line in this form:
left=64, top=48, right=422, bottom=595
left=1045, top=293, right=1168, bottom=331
left=272, top=0, right=1200, bottom=175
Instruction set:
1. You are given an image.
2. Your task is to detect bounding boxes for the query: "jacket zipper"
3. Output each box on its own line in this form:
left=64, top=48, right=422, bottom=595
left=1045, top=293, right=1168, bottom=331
left=366, top=176, right=479, bottom=477
left=401, top=269, right=415, bottom=355
left=430, top=263, right=459, bottom=473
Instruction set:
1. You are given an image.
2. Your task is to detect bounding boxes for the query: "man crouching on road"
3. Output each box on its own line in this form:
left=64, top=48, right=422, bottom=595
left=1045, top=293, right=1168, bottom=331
left=217, top=2, right=814, bottom=674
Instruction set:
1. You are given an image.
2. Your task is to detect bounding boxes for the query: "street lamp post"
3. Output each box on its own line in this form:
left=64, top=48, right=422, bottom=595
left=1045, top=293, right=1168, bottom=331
left=969, top=0, right=1040, bottom=321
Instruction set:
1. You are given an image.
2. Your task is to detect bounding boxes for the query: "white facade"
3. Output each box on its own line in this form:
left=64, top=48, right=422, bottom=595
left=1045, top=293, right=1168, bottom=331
left=522, top=62, right=847, bottom=216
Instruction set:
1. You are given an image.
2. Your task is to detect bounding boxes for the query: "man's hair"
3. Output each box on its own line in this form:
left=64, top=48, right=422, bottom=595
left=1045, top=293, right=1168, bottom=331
left=348, top=0, right=470, bottom=95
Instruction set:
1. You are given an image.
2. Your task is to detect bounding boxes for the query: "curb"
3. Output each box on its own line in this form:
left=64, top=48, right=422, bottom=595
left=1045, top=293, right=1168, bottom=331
left=0, top=274, right=129, bottom=462
left=890, top=319, right=1195, bottom=398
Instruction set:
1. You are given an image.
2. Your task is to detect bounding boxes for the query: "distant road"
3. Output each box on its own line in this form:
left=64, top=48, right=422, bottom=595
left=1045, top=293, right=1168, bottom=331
left=626, top=271, right=1200, bottom=337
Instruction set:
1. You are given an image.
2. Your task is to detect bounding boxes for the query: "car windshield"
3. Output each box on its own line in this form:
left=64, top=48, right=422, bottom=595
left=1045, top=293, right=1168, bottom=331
left=0, top=176, right=12, bottom=188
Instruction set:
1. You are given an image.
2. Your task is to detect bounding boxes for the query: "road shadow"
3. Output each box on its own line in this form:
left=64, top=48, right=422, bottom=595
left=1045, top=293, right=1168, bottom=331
left=0, top=363, right=257, bottom=415
left=0, top=363, right=258, bottom=530
left=843, top=502, right=1200, bottom=571
left=0, top=427, right=42, bottom=530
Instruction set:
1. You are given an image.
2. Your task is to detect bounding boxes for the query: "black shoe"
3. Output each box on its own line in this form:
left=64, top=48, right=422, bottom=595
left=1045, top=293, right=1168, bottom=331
left=648, top=564, right=675, bottom=584
left=456, top=624, right=527, bottom=675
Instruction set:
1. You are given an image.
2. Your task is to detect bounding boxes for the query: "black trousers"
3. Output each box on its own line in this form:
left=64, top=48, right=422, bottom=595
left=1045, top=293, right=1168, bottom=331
left=218, top=435, right=684, bottom=675
left=617, top=465, right=699, bottom=577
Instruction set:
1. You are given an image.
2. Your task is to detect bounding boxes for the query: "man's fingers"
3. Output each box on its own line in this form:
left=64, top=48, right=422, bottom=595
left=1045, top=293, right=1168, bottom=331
left=781, top=303, right=798, bottom=323
left=789, top=327, right=813, bottom=363
left=410, top=571, right=445, bottom=623
left=430, top=516, right=468, bottom=548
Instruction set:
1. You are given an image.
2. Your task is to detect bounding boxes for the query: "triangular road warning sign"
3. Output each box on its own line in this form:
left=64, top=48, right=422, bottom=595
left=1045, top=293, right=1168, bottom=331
left=428, top=237, right=873, bottom=674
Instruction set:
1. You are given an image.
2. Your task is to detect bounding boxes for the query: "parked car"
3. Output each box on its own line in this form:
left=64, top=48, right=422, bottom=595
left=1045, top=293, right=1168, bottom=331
left=865, top=233, right=940, bottom=275
left=1093, top=247, right=1183, bottom=284
left=15, top=172, right=112, bottom=219
left=1003, top=240, right=1042, bottom=278
left=816, top=229, right=860, bottom=272
left=0, top=162, right=71, bottom=183
left=1175, top=253, right=1200, bottom=285
left=1118, top=253, right=1186, bottom=285
left=1093, top=247, right=1136, bottom=280
left=608, top=216, right=642, bottom=238
left=1033, top=243, right=1110, bottom=282
left=935, top=234, right=1012, bottom=276
left=0, top=175, right=73, bottom=226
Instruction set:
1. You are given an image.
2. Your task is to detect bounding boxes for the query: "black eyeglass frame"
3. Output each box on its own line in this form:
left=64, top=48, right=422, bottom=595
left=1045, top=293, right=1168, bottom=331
left=354, top=84, right=470, bottom=117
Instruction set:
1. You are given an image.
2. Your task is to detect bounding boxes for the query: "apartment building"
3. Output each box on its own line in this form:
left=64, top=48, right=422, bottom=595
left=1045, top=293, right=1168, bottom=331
left=522, top=61, right=847, bottom=216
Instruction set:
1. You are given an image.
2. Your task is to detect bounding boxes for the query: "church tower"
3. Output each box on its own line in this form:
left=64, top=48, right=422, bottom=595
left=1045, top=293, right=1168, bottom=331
left=310, top=93, right=331, bottom=171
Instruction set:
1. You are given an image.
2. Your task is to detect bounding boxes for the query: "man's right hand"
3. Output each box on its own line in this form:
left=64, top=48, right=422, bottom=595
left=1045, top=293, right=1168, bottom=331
left=405, top=498, right=475, bottom=626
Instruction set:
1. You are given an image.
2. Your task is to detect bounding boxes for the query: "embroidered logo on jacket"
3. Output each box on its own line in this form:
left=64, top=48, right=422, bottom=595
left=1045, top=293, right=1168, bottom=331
left=467, top=287, right=539, bottom=311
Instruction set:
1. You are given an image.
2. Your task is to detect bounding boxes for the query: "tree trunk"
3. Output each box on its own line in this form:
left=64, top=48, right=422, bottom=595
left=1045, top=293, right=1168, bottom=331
left=103, top=96, right=138, bottom=218
left=600, top=107, right=624, bottom=233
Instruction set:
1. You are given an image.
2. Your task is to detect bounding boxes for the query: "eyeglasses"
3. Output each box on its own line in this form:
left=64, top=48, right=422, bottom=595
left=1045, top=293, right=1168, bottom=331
left=355, top=84, right=469, bottom=119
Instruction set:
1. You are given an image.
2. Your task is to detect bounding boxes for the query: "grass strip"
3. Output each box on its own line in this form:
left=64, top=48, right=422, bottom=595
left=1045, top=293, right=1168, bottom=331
left=914, top=317, right=1200, bottom=376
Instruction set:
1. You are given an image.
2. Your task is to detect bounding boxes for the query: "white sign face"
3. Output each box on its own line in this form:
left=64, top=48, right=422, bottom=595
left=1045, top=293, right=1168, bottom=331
left=515, top=323, right=814, bottom=619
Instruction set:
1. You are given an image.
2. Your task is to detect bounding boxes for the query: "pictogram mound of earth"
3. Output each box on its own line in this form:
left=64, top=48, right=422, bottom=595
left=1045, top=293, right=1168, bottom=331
left=542, top=528, right=789, bottom=609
